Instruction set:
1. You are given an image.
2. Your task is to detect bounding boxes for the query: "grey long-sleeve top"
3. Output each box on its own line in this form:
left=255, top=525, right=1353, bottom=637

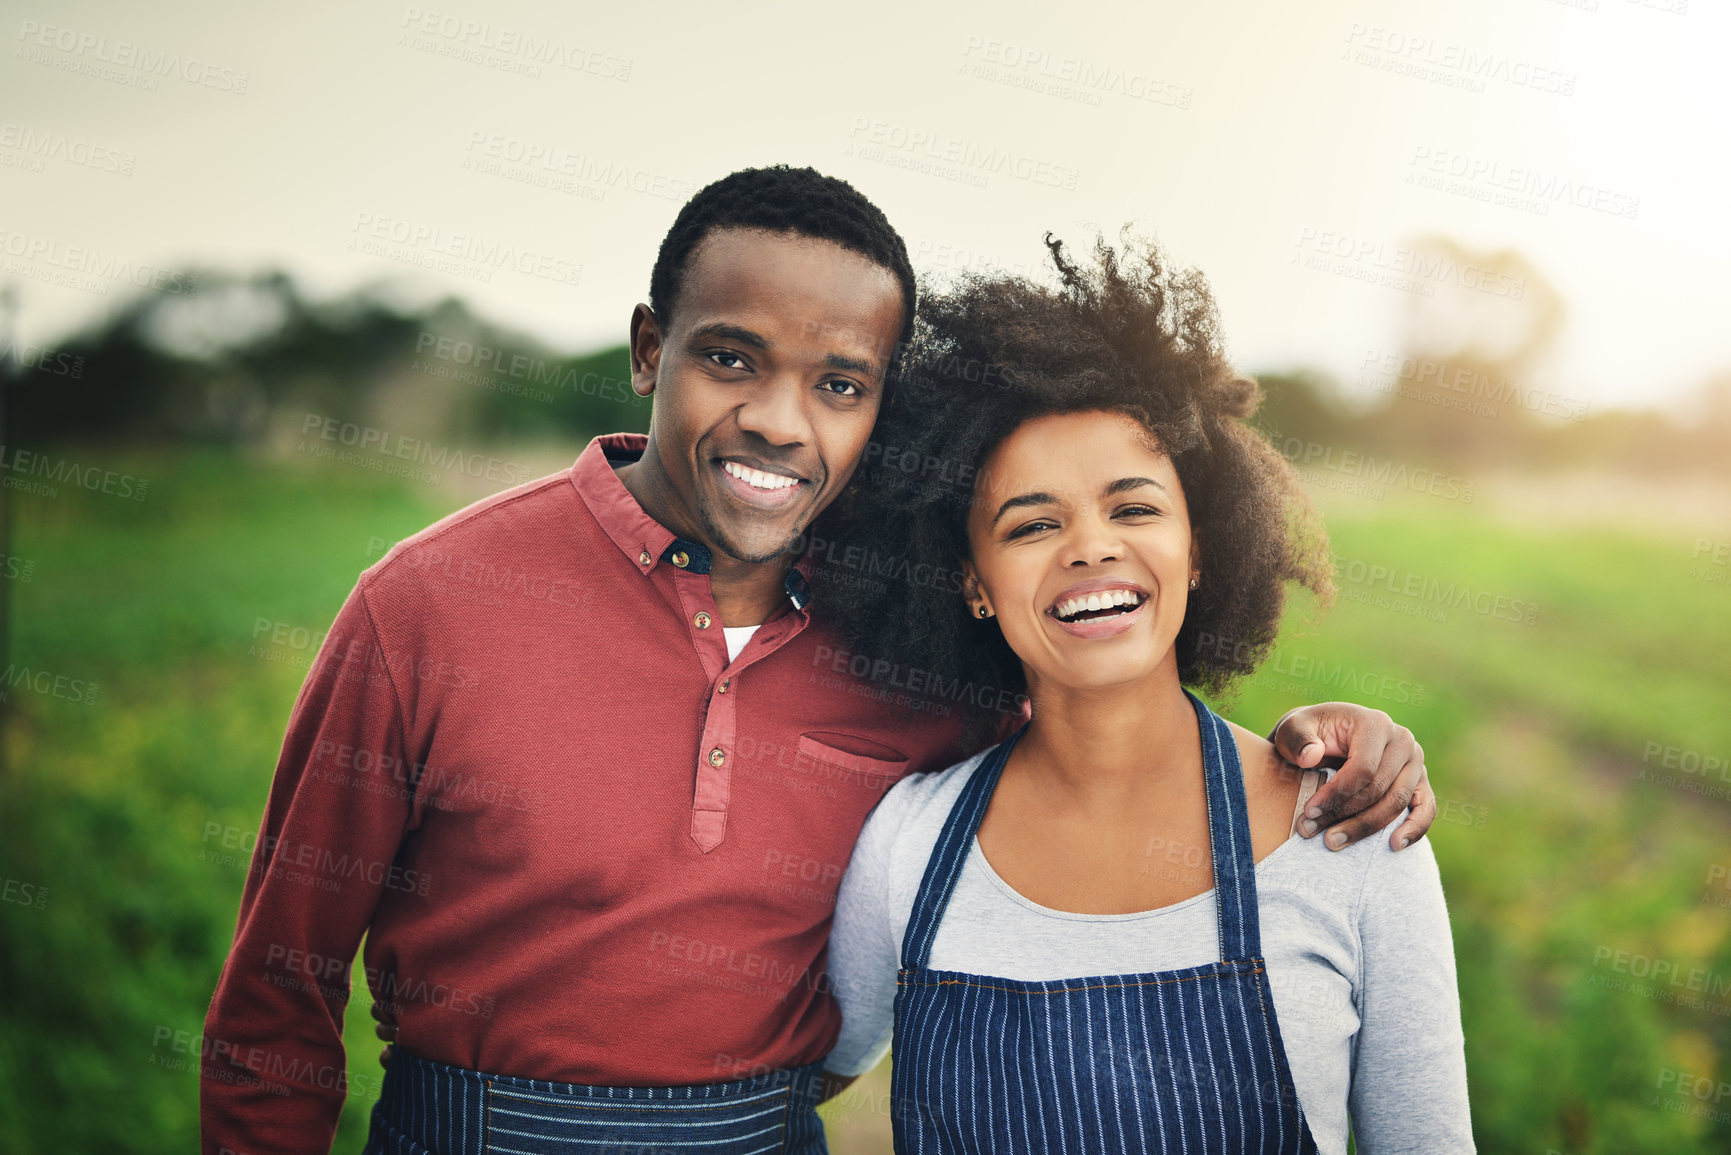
left=824, top=748, right=1475, bottom=1155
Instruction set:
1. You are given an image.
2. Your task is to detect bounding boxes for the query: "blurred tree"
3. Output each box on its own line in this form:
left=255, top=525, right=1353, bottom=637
left=1373, top=237, right=1569, bottom=463
left=8, top=270, right=646, bottom=447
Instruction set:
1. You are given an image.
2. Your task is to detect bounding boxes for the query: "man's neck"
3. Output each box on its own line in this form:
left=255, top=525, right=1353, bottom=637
left=614, top=449, right=795, bottom=628
left=706, top=551, right=795, bottom=628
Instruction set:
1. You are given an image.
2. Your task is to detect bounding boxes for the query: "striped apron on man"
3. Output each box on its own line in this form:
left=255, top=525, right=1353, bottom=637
left=363, top=1051, right=828, bottom=1154
left=889, top=690, right=1320, bottom=1154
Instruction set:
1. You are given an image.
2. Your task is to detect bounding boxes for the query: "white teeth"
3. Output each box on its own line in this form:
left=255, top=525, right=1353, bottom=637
left=1054, top=590, right=1144, bottom=621
left=723, top=461, right=798, bottom=491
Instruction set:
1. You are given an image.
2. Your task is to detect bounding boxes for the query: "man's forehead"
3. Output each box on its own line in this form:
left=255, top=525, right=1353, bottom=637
left=677, top=253, right=901, bottom=370
left=686, top=224, right=879, bottom=275
left=681, top=230, right=902, bottom=330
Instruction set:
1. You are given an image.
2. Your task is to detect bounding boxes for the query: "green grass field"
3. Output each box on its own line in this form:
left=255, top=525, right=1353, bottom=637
left=1, top=447, right=1727, bottom=1153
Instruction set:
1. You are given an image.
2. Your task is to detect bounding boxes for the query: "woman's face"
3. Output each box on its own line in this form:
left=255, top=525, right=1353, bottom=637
left=964, top=410, right=1196, bottom=694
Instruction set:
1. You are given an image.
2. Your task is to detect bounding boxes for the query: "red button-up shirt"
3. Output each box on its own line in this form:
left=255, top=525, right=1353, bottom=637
left=201, top=433, right=985, bottom=1153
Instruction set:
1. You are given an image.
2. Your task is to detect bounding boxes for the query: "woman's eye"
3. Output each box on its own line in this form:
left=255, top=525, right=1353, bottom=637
left=1115, top=504, right=1160, bottom=518
left=820, top=380, right=861, bottom=397
left=1006, top=520, right=1057, bottom=539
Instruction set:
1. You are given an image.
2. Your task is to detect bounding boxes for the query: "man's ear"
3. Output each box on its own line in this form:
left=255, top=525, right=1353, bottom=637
left=628, top=303, right=662, bottom=397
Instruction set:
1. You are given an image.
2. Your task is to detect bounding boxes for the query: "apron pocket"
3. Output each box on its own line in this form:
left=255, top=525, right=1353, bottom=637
left=484, top=1081, right=792, bottom=1154
left=362, top=1114, right=435, bottom=1155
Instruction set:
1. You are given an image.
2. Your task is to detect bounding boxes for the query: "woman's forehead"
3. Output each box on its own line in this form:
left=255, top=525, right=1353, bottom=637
left=980, top=411, right=1175, bottom=495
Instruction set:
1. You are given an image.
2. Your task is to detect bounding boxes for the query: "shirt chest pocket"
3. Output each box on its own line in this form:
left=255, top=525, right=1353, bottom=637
left=796, top=731, right=910, bottom=793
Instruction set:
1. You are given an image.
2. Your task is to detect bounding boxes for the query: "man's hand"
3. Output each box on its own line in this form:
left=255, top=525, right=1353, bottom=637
left=1269, top=702, right=1434, bottom=851
left=372, top=999, right=398, bottom=1068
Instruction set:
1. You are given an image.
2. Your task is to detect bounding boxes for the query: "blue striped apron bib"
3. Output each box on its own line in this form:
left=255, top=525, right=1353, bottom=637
left=890, top=690, right=1320, bottom=1154
left=363, top=1049, right=828, bottom=1155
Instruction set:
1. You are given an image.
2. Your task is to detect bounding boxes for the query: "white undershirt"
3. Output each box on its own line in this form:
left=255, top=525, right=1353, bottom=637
left=722, top=625, right=759, bottom=663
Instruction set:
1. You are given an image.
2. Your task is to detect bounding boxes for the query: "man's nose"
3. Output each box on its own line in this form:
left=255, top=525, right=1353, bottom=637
left=736, top=378, right=811, bottom=447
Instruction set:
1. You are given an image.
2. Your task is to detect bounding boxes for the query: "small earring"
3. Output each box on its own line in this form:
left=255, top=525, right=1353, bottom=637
left=977, top=605, right=990, bottom=618
left=1189, top=575, right=1199, bottom=590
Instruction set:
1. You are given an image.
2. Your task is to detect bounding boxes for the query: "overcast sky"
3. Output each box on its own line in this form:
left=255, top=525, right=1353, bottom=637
left=2, top=0, right=1725, bottom=414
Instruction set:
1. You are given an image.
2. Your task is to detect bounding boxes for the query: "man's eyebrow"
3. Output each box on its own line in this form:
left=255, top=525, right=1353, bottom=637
left=991, top=492, right=1059, bottom=527
left=1105, top=476, right=1166, bottom=496
left=689, top=322, right=771, bottom=351
left=688, top=325, right=880, bottom=378
left=822, top=352, right=880, bottom=378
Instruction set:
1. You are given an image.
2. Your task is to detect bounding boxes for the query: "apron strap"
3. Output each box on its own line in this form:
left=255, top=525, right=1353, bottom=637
left=1190, top=688, right=1263, bottom=961
left=898, top=692, right=1264, bottom=970
left=899, top=724, right=1027, bottom=971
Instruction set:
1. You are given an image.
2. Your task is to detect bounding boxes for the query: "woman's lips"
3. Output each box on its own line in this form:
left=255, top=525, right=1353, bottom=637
left=1046, top=595, right=1148, bottom=639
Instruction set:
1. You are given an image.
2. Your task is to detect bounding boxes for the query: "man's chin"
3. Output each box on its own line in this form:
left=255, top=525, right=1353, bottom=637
left=699, top=510, right=809, bottom=567
left=711, top=533, right=805, bottom=566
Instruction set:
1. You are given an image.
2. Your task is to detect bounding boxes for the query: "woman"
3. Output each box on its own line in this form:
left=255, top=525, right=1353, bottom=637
left=818, top=235, right=1473, bottom=1153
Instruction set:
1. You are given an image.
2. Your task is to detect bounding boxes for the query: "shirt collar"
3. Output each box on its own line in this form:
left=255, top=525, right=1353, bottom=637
left=569, top=433, right=815, bottom=612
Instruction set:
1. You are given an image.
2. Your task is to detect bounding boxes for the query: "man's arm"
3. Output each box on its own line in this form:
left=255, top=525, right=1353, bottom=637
left=201, top=581, right=415, bottom=1155
left=1269, top=702, right=1435, bottom=851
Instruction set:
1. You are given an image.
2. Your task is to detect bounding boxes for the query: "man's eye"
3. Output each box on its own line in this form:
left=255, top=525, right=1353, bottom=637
left=708, top=351, right=748, bottom=370
left=821, top=380, right=861, bottom=397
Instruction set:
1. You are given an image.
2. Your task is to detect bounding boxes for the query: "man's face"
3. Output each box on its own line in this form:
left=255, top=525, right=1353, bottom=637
left=631, top=228, right=905, bottom=563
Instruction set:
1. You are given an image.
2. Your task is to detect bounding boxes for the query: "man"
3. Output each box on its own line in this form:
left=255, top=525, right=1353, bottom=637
left=201, top=166, right=1433, bottom=1155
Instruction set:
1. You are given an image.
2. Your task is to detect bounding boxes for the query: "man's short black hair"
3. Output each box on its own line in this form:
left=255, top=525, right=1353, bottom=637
left=648, top=165, right=916, bottom=357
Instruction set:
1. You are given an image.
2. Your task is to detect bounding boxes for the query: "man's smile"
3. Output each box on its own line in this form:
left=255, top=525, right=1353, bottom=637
left=714, top=455, right=810, bottom=510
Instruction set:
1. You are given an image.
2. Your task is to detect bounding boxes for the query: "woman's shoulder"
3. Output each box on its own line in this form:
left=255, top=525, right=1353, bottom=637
left=1264, top=795, right=1443, bottom=920
left=1223, top=718, right=1291, bottom=797
left=856, top=745, right=996, bottom=858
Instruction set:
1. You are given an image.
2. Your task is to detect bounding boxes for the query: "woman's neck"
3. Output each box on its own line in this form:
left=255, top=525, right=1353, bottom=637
left=1012, top=663, right=1201, bottom=807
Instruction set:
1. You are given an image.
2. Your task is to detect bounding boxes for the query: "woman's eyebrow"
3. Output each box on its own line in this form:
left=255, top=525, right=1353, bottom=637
left=991, top=492, right=1058, bottom=527
left=989, top=477, right=1166, bottom=526
left=1104, top=476, right=1166, bottom=496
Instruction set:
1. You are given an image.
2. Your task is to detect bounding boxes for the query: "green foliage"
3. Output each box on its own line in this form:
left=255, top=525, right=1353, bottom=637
left=1224, top=497, right=1731, bottom=1154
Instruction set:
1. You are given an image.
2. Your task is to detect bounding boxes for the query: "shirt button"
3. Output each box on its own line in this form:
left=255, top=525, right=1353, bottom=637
left=708, top=747, right=726, bottom=768
left=717, top=678, right=730, bottom=694
left=694, top=612, right=712, bottom=629
left=638, top=550, right=652, bottom=566
left=671, top=550, right=691, bottom=568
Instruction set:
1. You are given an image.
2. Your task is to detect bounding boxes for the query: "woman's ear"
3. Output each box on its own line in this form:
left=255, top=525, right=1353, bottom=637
left=961, top=559, right=994, bottom=620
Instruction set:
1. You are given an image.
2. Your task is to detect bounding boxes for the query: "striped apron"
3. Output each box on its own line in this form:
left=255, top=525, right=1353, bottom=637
left=890, top=691, right=1320, bottom=1154
left=363, top=1050, right=827, bottom=1155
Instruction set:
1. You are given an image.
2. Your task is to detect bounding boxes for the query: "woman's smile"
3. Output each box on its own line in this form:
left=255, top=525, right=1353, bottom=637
left=1045, top=578, right=1151, bottom=639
